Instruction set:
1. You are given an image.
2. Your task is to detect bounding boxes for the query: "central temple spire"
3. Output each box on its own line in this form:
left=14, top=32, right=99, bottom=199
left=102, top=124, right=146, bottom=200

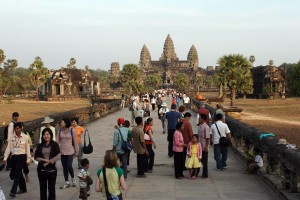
left=160, top=34, right=178, bottom=62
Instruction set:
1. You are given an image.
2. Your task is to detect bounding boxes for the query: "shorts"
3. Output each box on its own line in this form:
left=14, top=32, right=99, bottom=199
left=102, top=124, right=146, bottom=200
left=79, top=187, right=90, bottom=199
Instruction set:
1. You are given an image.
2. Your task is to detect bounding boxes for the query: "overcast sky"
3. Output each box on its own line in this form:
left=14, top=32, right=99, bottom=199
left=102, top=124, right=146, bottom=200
left=1, top=0, right=300, bottom=70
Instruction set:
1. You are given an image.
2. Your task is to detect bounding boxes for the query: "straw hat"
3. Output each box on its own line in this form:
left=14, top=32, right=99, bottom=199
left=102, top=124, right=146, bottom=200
left=41, top=116, right=54, bottom=124
left=277, top=139, right=288, bottom=145
left=131, top=96, right=136, bottom=101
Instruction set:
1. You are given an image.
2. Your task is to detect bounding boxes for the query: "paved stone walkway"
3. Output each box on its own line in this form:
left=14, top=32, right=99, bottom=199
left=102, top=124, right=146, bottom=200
left=0, top=98, right=282, bottom=200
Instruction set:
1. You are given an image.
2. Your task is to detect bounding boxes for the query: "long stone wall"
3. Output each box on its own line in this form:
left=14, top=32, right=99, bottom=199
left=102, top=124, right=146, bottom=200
left=0, top=99, right=121, bottom=158
left=192, top=99, right=300, bottom=195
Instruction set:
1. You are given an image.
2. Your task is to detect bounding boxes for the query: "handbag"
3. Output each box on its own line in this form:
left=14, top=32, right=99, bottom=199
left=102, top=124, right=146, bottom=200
left=82, top=130, right=93, bottom=154
left=215, top=124, right=231, bottom=146
left=117, top=129, right=132, bottom=153
left=103, top=167, right=123, bottom=200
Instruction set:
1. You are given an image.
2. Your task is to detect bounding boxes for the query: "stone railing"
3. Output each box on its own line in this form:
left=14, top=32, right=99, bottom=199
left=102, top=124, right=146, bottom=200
left=0, top=99, right=121, bottom=158
left=192, top=98, right=300, bottom=194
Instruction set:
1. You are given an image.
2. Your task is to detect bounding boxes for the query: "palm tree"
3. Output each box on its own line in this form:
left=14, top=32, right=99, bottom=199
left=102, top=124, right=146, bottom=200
left=249, top=55, right=255, bottom=67
left=217, top=54, right=252, bottom=107
left=29, top=57, right=49, bottom=100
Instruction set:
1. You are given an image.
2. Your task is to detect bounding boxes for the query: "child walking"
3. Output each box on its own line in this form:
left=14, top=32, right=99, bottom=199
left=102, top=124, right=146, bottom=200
left=185, top=134, right=202, bottom=179
left=78, top=158, right=93, bottom=200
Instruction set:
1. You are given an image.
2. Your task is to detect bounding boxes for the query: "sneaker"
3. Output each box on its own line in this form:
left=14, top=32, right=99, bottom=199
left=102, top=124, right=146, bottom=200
left=60, top=181, right=70, bottom=189
left=136, top=174, right=147, bottom=178
left=72, top=178, right=77, bottom=187
left=17, top=189, right=27, bottom=194
left=9, top=193, right=16, bottom=198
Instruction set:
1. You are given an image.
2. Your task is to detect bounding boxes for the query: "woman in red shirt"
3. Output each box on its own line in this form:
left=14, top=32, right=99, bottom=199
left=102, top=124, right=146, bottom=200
left=143, top=118, right=156, bottom=173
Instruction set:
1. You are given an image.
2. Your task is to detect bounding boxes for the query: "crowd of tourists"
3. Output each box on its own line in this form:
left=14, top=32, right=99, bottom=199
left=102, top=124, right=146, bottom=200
left=0, top=90, right=264, bottom=200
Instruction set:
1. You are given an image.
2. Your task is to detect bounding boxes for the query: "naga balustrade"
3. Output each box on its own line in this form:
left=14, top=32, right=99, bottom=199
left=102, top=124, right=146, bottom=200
left=193, top=98, right=300, bottom=193
left=0, top=99, right=121, bottom=158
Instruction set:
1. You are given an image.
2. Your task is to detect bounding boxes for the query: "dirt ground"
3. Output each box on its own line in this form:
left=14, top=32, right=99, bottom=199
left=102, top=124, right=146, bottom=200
left=211, top=97, right=300, bottom=147
left=0, top=99, right=90, bottom=126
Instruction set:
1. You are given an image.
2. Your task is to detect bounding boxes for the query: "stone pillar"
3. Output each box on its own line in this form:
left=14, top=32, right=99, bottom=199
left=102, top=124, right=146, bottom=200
left=96, top=82, right=100, bottom=95
left=60, top=84, right=64, bottom=95
left=91, top=81, right=94, bottom=95
left=52, top=84, right=56, bottom=95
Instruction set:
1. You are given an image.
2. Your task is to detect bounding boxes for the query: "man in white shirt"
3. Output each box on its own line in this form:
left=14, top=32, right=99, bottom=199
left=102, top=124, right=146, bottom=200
left=211, top=113, right=231, bottom=170
left=5, top=112, right=19, bottom=170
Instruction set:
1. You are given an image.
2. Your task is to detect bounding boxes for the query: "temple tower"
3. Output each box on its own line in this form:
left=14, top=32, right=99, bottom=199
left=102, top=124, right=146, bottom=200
left=110, top=62, right=120, bottom=77
left=159, top=34, right=178, bottom=63
left=187, top=45, right=199, bottom=69
left=139, top=44, right=151, bottom=68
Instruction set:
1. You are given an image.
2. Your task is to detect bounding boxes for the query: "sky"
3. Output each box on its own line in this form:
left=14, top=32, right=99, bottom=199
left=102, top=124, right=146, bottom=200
left=1, top=0, right=300, bottom=70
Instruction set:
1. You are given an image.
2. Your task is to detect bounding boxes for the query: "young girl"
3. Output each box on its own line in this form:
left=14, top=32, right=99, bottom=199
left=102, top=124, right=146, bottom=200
left=185, top=134, right=202, bottom=179
left=143, top=118, right=156, bottom=173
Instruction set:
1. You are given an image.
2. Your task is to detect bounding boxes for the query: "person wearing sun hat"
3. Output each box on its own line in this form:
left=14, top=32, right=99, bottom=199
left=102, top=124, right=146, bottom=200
left=159, top=102, right=169, bottom=134
left=39, top=116, right=56, bottom=143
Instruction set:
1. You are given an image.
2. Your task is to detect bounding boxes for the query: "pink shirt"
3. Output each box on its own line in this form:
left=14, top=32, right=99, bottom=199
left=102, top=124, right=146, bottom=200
left=56, top=128, right=79, bottom=156
left=173, top=130, right=184, bottom=152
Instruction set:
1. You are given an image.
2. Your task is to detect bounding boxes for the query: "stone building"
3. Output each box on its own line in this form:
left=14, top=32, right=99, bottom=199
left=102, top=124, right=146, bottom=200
left=251, top=65, right=286, bottom=98
left=39, top=68, right=100, bottom=98
left=139, top=34, right=204, bottom=86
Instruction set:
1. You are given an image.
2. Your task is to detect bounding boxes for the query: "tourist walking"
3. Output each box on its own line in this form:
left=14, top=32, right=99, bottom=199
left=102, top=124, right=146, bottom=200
left=56, top=118, right=79, bottom=189
left=130, top=96, right=138, bottom=126
left=143, top=118, right=156, bottom=173
left=34, top=127, right=60, bottom=200
left=185, top=134, right=202, bottom=179
left=183, top=94, right=190, bottom=109
left=212, top=103, right=225, bottom=123
left=112, top=118, right=129, bottom=179
left=96, top=150, right=126, bottom=199
left=131, top=116, right=148, bottom=177
left=165, top=104, right=181, bottom=157
left=158, top=102, right=169, bottom=134
left=196, top=103, right=211, bottom=125
left=211, top=114, right=231, bottom=170
left=120, top=94, right=125, bottom=108
left=182, top=112, right=193, bottom=167
left=173, top=122, right=187, bottom=179
left=150, top=96, right=156, bottom=111
left=4, top=112, right=19, bottom=170
left=198, top=114, right=211, bottom=179
left=3, top=122, right=31, bottom=198
left=156, top=96, right=162, bottom=118
left=71, top=117, right=85, bottom=169
left=39, top=116, right=56, bottom=143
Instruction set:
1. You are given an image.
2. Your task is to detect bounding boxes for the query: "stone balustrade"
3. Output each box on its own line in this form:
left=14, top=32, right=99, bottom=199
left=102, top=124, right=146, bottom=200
left=0, top=99, right=121, bottom=158
left=193, top=98, right=300, bottom=194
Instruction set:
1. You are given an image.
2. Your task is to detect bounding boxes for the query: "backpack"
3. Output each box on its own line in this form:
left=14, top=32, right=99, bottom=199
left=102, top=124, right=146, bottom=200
left=3, top=121, right=15, bottom=140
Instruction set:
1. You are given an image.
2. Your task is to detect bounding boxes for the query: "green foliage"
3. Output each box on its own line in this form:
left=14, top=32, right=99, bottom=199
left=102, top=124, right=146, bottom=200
left=286, top=61, right=300, bottom=96
left=0, top=49, right=5, bottom=65
left=120, top=64, right=143, bottom=95
left=29, top=57, right=49, bottom=99
left=144, top=74, right=163, bottom=92
left=204, top=76, right=213, bottom=88
left=174, top=73, right=189, bottom=92
left=217, top=54, right=252, bottom=106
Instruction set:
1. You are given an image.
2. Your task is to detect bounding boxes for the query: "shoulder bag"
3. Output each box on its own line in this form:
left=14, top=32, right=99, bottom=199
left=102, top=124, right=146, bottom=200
left=215, top=123, right=231, bottom=146
left=117, top=129, right=132, bottom=153
left=82, top=129, right=93, bottom=154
